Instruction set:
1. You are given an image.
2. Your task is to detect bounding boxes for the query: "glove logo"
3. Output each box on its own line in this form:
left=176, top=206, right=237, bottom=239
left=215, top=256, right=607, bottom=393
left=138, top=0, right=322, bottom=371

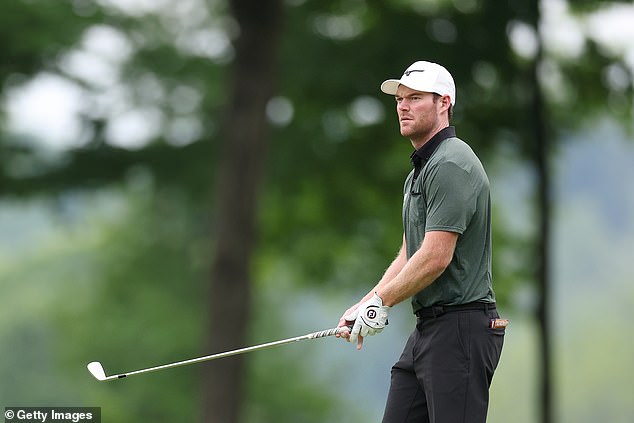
left=366, top=308, right=377, bottom=319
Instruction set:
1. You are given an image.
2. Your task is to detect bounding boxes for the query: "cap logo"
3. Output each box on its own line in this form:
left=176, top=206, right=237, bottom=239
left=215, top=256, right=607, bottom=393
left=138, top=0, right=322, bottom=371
left=404, top=69, right=425, bottom=76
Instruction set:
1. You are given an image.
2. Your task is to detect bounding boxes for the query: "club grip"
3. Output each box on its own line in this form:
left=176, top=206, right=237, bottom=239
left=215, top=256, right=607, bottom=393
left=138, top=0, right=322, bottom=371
left=308, top=326, right=350, bottom=339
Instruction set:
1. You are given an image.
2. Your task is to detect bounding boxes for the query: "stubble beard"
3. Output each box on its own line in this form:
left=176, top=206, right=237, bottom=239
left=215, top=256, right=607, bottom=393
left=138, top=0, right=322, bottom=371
left=400, top=115, right=438, bottom=147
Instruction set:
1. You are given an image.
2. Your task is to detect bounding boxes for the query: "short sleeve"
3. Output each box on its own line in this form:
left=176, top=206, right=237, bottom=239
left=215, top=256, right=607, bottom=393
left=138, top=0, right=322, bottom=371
left=424, top=161, right=476, bottom=234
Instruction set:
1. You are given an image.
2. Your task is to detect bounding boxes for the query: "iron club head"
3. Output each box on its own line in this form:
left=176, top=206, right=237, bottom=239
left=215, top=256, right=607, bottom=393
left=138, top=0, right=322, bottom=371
left=87, top=361, right=107, bottom=381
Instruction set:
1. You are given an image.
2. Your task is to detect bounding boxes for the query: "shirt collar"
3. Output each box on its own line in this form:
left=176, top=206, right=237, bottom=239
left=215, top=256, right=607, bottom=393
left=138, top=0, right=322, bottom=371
left=410, top=126, right=456, bottom=169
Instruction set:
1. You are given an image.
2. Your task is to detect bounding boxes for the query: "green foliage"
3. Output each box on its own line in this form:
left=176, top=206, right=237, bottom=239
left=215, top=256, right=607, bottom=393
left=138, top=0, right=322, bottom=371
left=0, top=0, right=103, bottom=81
left=0, top=188, right=207, bottom=420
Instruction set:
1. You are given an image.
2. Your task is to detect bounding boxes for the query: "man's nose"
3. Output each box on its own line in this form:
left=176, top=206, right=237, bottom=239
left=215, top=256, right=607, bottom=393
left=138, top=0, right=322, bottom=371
left=398, top=99, right=409, bottom=110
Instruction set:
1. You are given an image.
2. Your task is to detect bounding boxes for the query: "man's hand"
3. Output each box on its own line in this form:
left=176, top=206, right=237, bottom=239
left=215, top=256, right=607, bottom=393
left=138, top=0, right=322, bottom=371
left=346, top=292, right=390, bottom=349
left=336, top=303, right=359, bottom=340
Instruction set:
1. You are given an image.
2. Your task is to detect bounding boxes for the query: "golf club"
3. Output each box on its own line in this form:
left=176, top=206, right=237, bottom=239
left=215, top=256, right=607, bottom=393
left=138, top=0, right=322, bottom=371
left=87, top=326, right=348, bottom=382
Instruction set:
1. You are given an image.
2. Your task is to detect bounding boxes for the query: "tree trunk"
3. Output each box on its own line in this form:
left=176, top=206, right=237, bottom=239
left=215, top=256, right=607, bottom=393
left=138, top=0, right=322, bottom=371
left=529, top=6, right=553, bottom=423
left=201, top=0, right=282, bottom=422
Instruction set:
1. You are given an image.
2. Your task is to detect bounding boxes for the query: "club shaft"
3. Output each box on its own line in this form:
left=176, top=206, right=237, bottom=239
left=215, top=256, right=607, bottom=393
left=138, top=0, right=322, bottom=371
left=105, top=327, right=343, bottom=380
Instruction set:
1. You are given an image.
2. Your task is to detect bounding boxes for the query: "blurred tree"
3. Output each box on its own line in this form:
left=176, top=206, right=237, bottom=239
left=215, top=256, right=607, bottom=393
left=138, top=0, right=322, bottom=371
left=200, top=0, right=283, bottom=422
left=510, top=1, right=633, bottom=422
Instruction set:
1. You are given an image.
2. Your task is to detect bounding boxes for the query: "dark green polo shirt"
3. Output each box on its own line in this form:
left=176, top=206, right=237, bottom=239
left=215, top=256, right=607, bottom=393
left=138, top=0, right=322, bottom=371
left=402, top=126, right=495, bottom=312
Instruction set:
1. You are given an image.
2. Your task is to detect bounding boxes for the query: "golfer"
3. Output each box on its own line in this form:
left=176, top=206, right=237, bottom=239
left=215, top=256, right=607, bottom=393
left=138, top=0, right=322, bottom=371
left=337, top=61, right=505, bottom=423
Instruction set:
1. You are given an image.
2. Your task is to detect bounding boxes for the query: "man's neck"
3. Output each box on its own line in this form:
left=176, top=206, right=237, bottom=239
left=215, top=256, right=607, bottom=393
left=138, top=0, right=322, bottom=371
left=410, top=121, right=450, bottom=150
left=410, top=126, right=456, bottom=175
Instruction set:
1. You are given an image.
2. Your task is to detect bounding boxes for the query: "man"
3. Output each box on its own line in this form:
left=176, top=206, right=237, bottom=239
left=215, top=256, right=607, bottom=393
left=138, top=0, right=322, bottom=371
left=337, top=61, right=505, bottom=423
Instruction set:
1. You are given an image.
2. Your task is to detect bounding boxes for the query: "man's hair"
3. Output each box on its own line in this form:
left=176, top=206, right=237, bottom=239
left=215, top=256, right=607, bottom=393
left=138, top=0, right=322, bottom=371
left=433, top=94, right=453, bottom=121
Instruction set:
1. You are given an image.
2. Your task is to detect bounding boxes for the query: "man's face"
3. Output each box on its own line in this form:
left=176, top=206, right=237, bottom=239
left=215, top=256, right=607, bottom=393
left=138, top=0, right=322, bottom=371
left=394, top=85, right=445, bottom=145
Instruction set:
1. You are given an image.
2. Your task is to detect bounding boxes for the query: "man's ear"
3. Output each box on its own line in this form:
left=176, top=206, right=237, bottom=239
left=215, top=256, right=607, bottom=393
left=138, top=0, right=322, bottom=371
left=437, top=94, right=451, bottom=115
left=441, top=95, right=452, bottom=111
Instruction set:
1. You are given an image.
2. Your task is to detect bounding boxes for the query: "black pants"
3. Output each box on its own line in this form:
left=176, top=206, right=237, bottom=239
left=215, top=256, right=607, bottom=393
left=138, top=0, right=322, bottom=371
left=382, top=307, right=504, bottom=423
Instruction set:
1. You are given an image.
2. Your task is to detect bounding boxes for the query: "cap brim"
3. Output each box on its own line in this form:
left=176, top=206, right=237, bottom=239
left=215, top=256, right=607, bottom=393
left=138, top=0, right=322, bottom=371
left=380, top=79, right=401, bottom=95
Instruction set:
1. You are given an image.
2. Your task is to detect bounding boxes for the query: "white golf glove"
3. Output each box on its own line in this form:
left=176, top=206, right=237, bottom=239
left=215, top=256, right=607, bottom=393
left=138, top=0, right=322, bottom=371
left=346, top=292, right=390, bottom=344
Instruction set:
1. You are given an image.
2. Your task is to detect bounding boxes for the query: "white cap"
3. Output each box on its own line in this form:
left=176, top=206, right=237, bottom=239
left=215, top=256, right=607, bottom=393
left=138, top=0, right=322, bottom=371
left=380, top=61, right=456, bottom=106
